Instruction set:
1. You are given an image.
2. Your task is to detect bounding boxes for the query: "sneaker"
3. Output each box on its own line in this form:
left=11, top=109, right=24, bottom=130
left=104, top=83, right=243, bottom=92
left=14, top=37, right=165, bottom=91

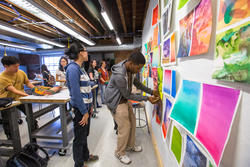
left=115, top=153, right=131, bottom=165
left=126, top=145, right=142, bottom=152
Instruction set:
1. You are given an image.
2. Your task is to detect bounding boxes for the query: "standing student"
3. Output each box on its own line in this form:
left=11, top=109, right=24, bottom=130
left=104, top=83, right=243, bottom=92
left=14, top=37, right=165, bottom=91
left=88, top=59, right=101, bottom=108
left=104, top=51, right=160, bottom=165
left=98, top=61, right=109, bottom=104
left=0, top=56, right=39, bottom=139
left=56, top=56, right=68, bottom=87
left=41, top=64, right=54, bottom=87
left=65, top=41, right=98, bottom=167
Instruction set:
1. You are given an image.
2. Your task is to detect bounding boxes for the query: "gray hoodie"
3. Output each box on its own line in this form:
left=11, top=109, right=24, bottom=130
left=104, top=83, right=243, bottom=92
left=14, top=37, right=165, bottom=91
left=104, top=60, right=153, bottom=113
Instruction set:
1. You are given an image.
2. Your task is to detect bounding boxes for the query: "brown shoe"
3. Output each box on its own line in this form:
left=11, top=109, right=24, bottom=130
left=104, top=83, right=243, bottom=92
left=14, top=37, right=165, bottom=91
left=86, top=154, right=99, bottom=162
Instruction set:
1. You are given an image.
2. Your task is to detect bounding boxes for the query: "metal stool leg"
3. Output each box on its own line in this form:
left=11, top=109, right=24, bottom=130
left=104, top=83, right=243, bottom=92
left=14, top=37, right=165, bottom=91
left=138, top=107, right=141, bottom=126
left=143, top=105, right=150, bottom=134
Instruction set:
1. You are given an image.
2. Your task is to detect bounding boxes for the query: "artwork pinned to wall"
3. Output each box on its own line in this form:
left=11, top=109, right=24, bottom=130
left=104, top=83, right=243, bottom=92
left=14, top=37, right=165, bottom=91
left=163, top=69, right=176, bottom=98
left=217, top=0, right=250, bottom=31
left=152, top=67, right=163, bottom=125
left=144, top=43, right=148, bottom=54
left=196, top=83, right=241, bottom=165
left=170, top=79, right=241, bottom=166
left=212, top=21, right=250, bottom=83
left=148, top=40, right=152, bottom=53
left=182, top=135, right=207, bottom=167
left=171, top=125, right=183, bottom=164
left=162, top=97, right=172, bottom=139
left=177, top=10, right=194, bottom=58
left=157, top=67, right=163, bottom=99
left=162, top=32, right=176, bottom=66
left=170, top=80, right=201, bottom=134
left=152, top=24, right=161, bottom=49
left=177, top=0, right=201, bottom=10
left=152, top=46, right=161, bottom=67
left=178, top=0, right=190, bottom=9
left=152, top=4, right=159, bottom=26
left=189, top=0, right=212, bottom=56
left=162, top=3, right=172, bottom=37
left=177, top=0, right=212, bottom=57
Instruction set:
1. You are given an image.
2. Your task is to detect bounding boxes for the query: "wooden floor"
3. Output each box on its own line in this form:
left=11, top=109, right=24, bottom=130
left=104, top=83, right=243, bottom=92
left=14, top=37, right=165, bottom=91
left=0, top=101, right=158, bottom=167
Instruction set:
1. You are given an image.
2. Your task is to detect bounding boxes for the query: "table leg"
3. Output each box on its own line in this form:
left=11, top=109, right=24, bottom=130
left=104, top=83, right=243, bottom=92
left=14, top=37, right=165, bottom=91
left=8, top=107, right=21, bottom=153
left=59, top=104, right=68, bottom=148
left=24, top=103, right=36, bottom=142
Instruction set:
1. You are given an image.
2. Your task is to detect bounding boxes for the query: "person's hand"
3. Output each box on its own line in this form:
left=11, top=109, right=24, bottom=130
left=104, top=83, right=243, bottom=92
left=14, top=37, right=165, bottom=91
left=153, top=89, right=160, bottom=97
left=148, top=96, right=160, bottom=104
left=79, top=112, right=89, bottom=126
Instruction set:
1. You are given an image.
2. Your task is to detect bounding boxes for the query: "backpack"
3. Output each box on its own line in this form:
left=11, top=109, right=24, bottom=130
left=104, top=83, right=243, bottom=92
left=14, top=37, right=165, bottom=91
left=6, top=143, right=49, bottom=167
left=0, top=98, right=13, bottom=108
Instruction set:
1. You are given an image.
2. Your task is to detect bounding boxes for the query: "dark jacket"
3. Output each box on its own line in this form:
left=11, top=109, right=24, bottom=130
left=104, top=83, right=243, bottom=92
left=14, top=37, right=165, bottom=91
left=104, top=60, right=153, bottom=113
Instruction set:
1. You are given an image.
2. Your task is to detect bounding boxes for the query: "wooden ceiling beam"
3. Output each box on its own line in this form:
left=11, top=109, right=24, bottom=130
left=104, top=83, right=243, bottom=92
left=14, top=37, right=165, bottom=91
left=132, top=0, right=136, bottom=33
left=62, top=0, right=101, bottom=35
left=0, top=5, right=61, bottom=38
left=142, top=0, right=150, bottom=29
left=44, top=0, right=98, bottom=35
left=115, top=0, right=127, bottom=33
left=6, top=0, right=91, bottom=37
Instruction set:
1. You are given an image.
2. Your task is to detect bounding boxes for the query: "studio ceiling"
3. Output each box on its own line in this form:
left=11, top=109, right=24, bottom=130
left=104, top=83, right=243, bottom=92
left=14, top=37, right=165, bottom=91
left=0, top=0, right=150, bottom=50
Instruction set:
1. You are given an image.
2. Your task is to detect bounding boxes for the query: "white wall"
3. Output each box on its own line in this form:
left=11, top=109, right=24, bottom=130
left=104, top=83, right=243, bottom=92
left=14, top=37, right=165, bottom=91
left=142, top=0, right=250, bottom=167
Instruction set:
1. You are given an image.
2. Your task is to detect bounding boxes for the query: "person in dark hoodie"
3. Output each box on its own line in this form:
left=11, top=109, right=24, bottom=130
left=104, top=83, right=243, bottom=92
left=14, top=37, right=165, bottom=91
left=104, top=51, right=160, bottom=165
left=65, top=41, right=98, bottom=167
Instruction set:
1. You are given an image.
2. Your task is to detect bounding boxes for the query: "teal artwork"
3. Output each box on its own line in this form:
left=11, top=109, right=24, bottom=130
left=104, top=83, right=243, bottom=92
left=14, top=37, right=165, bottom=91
left=170, top=80, right=201, bottom=134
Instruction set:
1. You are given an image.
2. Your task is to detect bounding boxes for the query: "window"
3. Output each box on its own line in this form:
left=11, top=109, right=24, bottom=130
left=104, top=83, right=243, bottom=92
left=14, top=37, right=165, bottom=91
left=42, top=56, right=61, bottom=76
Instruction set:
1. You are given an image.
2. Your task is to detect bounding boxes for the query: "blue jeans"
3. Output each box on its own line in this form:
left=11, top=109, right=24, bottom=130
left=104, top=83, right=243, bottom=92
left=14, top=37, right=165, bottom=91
left=100, top=84, right=107, bottom=104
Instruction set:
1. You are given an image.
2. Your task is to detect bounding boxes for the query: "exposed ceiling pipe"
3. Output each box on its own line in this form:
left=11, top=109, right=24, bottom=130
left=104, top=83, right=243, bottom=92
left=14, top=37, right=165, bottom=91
left=36, top=44, right=141, bottom=53
left=81, top=0, right=107, bottom=31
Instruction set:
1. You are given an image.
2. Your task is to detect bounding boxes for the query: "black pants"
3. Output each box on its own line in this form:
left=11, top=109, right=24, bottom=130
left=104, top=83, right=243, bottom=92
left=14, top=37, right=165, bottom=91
left=2, top=104, right=38, bottom=139
left=72, top=107, right=91, bottom=167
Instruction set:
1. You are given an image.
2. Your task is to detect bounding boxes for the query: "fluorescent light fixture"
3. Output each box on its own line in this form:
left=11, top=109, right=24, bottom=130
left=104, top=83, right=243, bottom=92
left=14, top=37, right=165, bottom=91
left=7, top=0, right=95, bottom=46
left=116, top=37, right=121, bottom=45
left=40, top=44, right=53, bottom=49
left=0, top=41, right=36, bottom=51
left=0, top=21, right=65, bottom=48
left=101, top=11, right=114, bottom=30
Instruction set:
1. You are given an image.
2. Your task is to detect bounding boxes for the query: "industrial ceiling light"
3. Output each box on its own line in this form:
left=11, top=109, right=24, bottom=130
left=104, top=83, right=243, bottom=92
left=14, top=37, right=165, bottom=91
left=101, top=10, right=114, bottom=30
left=7, top=0, right=95, bottom=46
left=0, top=40, right=36, bottom=51
left=116, top=37, right=121, bottom=45
left=0, top=21, right=64, bottom=48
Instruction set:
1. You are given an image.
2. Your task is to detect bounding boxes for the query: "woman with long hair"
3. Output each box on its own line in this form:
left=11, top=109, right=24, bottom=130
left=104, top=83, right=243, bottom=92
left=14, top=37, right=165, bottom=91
left=65, top=41, right=99, bottom=167
left=41, top=64, right=54, bottom=87
left=88, top=59, right=101, bottom=108
left=56, top=56, right=68, bottom=86
left=98, top=61, right=109, bottom=104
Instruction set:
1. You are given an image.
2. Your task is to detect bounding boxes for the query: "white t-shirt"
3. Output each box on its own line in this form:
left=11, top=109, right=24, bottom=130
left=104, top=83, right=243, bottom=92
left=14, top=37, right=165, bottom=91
left=56, top=69, right=66, bottom=86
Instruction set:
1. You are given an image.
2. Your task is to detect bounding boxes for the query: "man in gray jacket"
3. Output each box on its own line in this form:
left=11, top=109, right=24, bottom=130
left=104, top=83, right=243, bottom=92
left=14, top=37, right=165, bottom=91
left=104, top=51, right=159, bottom=164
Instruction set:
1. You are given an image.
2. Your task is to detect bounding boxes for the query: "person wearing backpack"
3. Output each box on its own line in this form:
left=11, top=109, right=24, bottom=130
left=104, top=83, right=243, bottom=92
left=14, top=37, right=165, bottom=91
left=65, top=41, right=99, bottom=167
left=0, top=56, right=39, bottom=139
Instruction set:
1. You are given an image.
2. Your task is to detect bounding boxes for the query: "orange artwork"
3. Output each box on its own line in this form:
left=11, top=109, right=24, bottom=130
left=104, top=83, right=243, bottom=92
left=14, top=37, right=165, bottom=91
left=152, top=25, right=159, bottom=49
left=217, top=0, right=250, bottom=31
left=190, top=0, right=212, bottom=56
left=152, top=4, right=159, bottom=26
